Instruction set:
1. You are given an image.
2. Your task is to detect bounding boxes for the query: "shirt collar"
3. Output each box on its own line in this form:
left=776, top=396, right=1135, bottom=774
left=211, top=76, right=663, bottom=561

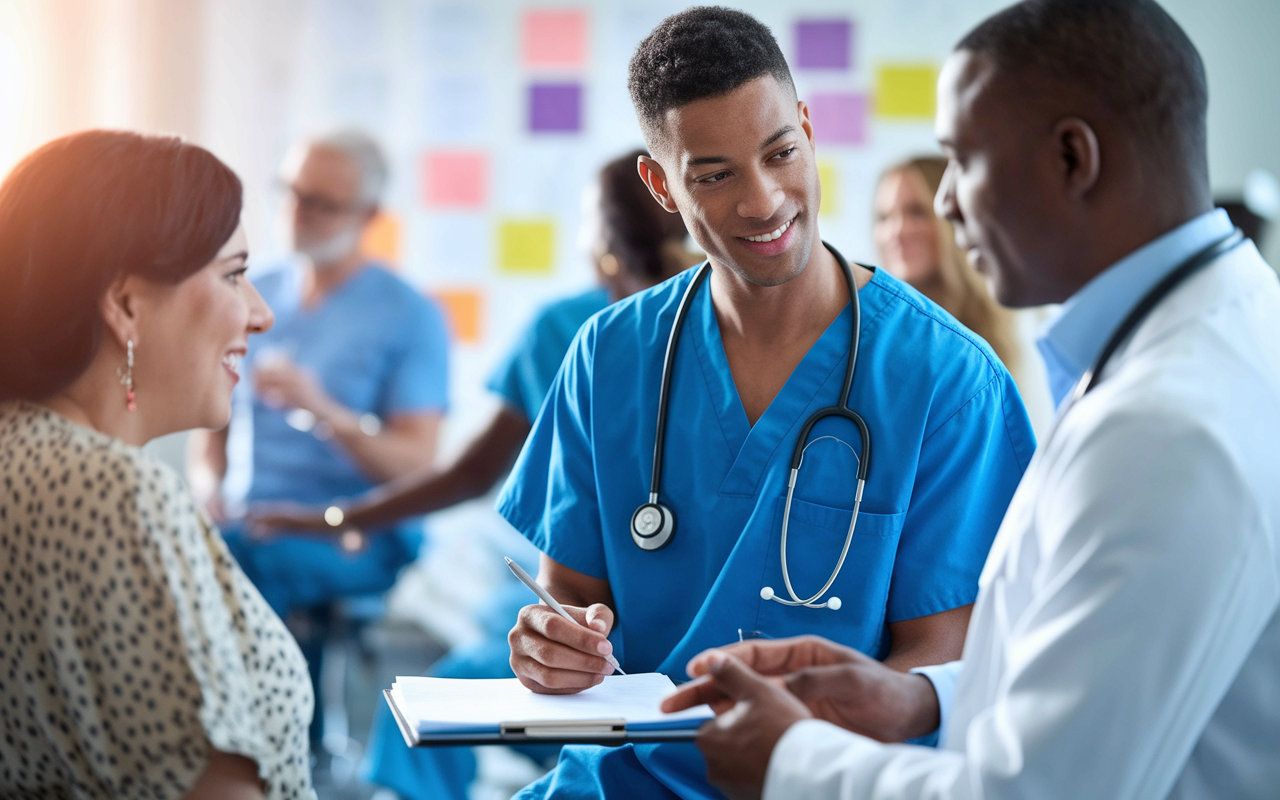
left=1035, top=208, right=1233, bottom=408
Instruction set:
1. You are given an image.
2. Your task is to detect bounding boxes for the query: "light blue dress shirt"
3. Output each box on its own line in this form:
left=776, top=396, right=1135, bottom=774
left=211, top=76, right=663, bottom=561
left=918, top=209, right=1238, bottom=749
left=1036, top=209, right=1234, bottom=408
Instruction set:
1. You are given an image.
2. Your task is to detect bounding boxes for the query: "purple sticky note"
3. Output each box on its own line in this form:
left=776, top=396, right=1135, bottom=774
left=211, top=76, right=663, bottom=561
left=796, top=19, right=853, bottom=70
left=529, top=82, right=583, bottom=133
left=809, top=93, right=867, bottom=145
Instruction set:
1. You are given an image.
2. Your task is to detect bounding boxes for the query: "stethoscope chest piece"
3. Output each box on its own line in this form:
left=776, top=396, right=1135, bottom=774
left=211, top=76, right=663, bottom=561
left=631, top=502, right=675, bottom=550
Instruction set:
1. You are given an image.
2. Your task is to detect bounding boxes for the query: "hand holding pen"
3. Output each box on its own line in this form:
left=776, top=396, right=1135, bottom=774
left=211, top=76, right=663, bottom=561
left=506, top=557, right=626, bottom=695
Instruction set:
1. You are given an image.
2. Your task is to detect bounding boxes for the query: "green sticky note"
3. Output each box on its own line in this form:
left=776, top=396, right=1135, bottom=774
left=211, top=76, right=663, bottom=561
left=498, top=219, right=555, bottom=275
left=875, top=64, right=938, bottom=119
left=818, top=160, right=839, bottom=218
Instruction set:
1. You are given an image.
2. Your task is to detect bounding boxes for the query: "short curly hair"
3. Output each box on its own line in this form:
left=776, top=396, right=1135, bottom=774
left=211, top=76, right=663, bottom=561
left=628, top=7, right=795, bottom=155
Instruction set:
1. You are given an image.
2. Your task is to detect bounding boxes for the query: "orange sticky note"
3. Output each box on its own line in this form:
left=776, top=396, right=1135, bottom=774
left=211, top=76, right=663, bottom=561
left=875, top=64, right=938, bottom=119
left=432, top=287, right=483, bottom=343
left=361, top=212, right=402, bottom=266
left=522, top=9, right=587, bottom=69
left=423, top=151, right=488, bottom=209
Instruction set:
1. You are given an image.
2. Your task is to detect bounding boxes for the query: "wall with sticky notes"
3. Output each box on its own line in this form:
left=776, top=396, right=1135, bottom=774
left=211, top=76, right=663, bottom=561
left=215, top=0, right=1014, bottom=477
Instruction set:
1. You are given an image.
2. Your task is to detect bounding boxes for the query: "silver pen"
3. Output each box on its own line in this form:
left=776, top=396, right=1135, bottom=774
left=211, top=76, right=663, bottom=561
left=505, top=556, right=625, bottom=675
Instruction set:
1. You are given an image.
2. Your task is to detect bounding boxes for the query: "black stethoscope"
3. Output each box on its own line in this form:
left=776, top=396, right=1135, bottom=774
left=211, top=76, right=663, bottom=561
left=630, top=243, right=872, bottom=611
left=1066, top=228, right=1244, bottom=409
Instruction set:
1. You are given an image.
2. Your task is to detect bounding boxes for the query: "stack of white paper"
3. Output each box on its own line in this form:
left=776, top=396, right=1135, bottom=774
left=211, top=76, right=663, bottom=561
left=389, top=672, right=713, bottom=737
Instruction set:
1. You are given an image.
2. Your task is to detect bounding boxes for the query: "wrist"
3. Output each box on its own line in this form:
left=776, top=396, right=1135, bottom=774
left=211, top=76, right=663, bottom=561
left=898, top=673, right=941, bottom=741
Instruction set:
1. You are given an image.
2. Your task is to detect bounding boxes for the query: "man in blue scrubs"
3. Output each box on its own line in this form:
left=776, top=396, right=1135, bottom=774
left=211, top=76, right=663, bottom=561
left=499, top=8, right=1035, bottom=800
left=189, top=129, right=450, bottom=750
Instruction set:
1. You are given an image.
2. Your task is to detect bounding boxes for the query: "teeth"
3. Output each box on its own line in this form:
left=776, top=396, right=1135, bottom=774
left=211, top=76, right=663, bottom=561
left=745, top=218, right=792, bottom=243
left=223, top=353, right=242, bottom=374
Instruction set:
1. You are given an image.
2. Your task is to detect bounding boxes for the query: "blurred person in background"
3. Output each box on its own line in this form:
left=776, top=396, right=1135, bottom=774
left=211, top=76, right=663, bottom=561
left=874, top=155, right=1020, bottom=378
left=0, top=130, right=311, bottom=799
left=188, top=129, right=451, bottom=753
left=252, top=148, right=701, bottom=800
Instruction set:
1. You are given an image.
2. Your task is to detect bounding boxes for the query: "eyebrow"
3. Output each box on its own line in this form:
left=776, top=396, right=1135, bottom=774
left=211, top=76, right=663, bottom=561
left=684, top=124, right=798, bottom=168
left=222, top=251, right=249, bottom=263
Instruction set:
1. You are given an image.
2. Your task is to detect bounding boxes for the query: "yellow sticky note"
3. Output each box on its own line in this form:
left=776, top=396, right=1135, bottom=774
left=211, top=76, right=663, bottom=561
left=818, top=160, right=839, bottom=218
left=361, top=212, right=402, bottom=267
left=875, top=64, right=938, bottom=119
left=497, top=219, right=555, bottom=275
left=432, top=287, right=484, bottom=343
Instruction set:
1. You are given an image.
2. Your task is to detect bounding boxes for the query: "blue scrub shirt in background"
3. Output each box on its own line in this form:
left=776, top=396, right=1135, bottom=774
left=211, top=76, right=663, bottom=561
left=363, top=287, right=611, bottom=800
left=224, top=262, right=450, bottom=613
left=499, top=259, right=1036, bottom=800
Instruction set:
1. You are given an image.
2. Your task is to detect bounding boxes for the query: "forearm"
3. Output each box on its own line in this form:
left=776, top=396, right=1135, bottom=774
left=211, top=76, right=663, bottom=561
left=883, top=604, right=972, bottom=672
left=345, top=406, right=530, bottom=529
left=537, top=553, right=614, bottom=610
left=315, top=400, right=440, bottom=483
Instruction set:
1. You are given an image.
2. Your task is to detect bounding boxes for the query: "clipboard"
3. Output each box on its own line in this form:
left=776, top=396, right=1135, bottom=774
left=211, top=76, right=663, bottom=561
left=383, top=689, right=704, bottom=747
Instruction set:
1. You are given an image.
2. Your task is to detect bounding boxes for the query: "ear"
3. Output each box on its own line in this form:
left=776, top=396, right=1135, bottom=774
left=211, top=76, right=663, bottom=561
left=637, top=156, right=680, bottom=213
left=797, top=100, right=816, bottom=152
left=1053, top=117, right=1101, bottom=200
left=99, top=273, right=140, bottom=350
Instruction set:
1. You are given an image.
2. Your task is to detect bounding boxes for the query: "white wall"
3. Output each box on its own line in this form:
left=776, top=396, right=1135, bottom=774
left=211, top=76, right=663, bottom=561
left=1, top=0, right=1276, bottom=468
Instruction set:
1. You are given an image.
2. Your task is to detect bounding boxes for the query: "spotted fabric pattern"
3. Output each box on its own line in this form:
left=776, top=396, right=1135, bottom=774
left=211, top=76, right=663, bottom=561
left=0, top=402, right=315, bottom=799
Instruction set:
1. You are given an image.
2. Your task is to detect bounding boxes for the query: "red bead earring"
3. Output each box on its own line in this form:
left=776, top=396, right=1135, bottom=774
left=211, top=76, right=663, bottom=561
left=118, top=339, right=136, bottom=412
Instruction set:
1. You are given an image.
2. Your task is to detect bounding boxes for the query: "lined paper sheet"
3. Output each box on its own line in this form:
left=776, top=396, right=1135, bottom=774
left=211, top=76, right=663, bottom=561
left=390, top=672, right=713, bottom=735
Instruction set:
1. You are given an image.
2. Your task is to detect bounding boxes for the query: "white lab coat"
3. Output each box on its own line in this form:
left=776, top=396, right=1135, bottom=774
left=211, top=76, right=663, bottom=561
left=764, top=243, right=1280, bottom=799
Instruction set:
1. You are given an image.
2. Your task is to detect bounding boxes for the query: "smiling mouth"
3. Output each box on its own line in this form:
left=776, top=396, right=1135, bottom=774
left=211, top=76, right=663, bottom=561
left=742, top=217, right=794, bottom=243
left=223, top=352, right=243, bottom=377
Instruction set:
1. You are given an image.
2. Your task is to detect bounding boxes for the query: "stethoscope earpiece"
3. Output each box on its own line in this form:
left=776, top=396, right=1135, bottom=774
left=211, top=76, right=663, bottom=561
left=761, top=586, right=842, bottom=610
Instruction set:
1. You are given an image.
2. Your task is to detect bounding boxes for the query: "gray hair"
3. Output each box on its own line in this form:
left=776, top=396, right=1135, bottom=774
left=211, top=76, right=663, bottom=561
left=311, top=128, right=389, bottom=207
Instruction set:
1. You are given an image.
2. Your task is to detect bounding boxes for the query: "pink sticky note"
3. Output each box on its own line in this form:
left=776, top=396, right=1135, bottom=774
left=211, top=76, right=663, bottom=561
left=422, top=151, right=488, bottom=209
left=809, top=92, right=867, bottom=145
left=522, top=9, right=587, bottom=68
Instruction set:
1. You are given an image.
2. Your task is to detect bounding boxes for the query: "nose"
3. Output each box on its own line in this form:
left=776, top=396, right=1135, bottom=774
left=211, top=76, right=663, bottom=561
left=934, top=161, right=961, bottom=224
left=737, top=165, right=785, bottom=221
left=246, top=279, right=275, bottom=334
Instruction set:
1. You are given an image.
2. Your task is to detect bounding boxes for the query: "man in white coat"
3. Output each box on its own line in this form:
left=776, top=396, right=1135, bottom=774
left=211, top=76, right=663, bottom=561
left=661, top=1, right=1280, bottom=798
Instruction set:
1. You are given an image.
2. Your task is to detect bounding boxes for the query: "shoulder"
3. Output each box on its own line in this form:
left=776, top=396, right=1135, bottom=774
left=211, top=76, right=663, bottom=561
left=863, top=269, right=1015, bottom=428
left=530, top=287, right=611, bottom=332
left=580, top=266, right=702, bottom=347
left=360, top=264, right=448, bottom=326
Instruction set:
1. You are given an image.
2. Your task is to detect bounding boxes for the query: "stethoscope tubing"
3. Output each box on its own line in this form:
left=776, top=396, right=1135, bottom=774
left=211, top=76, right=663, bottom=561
left=640, top=245, right=872, bottom=610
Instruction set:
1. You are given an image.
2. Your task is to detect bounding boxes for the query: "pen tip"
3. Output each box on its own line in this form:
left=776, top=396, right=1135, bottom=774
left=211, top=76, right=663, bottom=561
left=503, top=557, right=514, bottom=565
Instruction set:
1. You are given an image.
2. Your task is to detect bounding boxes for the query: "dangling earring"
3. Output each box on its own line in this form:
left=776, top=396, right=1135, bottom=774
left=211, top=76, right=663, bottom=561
left=599, top=253, right=621, bottom=277
left=118, top=339, right=136, bottom=412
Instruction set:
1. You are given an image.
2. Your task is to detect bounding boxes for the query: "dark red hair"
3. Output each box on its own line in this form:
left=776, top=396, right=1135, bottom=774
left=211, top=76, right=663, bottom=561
left=0, top=130, right=242, bottom=401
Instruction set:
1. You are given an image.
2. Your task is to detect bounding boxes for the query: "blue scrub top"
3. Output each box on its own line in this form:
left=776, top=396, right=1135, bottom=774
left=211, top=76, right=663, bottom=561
left=497, top=258, right=1035, bottom=799
left=235, top=262, right=449, bottom=537
left=487, top=288, right=611, bottom=421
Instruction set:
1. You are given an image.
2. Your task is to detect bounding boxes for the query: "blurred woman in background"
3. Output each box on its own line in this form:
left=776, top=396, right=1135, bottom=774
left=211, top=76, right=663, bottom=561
left=0, top=130, right=310, bottom=799
left=874, top=155, right=1022, bottom=377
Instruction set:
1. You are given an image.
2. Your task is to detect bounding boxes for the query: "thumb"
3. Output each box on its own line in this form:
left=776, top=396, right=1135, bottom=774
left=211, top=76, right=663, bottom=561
left=584, top=603, right=614, bottom=635
left=705, top=651, right=770, bottom=701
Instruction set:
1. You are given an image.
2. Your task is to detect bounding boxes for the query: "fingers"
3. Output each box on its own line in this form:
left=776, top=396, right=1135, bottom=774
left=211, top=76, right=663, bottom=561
left=783, top=663, right=860, bottom=706
left=661, top=675, right=730, bottom=714
left=687, top=636, right=860, bottom=681
left=509, top=604, right=616, bottom=694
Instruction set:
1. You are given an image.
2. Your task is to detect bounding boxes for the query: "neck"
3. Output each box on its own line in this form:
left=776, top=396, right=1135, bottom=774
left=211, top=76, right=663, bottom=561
left=1063, top=171, right=1213, bottom=299
left=709, top=236, right=864, bottom=346
left=39, top=355, right=156, bottom=447
left=305, top=252, right=366, bottom=305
